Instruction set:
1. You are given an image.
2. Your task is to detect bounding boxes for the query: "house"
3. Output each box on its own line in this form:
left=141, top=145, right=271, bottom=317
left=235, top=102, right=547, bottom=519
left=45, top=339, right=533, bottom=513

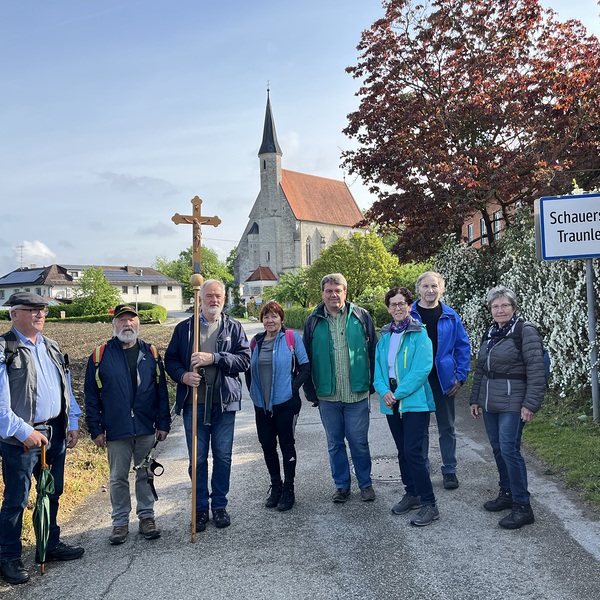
left=462, top=202, right=505, bottom=248
left=0, top=264, right=183, bottom=311
left=233, top=91, right=367, bottom=299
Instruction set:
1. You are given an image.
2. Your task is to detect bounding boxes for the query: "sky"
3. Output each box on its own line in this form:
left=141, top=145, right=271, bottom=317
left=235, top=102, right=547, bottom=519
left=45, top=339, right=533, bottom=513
left=1, top=0, right=599, bottom=277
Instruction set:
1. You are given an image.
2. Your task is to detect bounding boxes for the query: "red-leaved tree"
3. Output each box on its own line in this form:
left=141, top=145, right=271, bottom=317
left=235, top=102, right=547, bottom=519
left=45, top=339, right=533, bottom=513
left=343, top=0, right=600, bottom=261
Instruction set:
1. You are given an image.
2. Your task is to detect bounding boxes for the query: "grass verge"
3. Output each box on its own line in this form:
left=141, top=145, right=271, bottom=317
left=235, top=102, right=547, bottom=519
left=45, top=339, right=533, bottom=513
left=522, top=391, right=600, bottom=507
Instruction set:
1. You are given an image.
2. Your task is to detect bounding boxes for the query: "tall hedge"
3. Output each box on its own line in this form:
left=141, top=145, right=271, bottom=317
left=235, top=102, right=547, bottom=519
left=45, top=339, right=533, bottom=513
left=434, top=202, right=600, bottom=397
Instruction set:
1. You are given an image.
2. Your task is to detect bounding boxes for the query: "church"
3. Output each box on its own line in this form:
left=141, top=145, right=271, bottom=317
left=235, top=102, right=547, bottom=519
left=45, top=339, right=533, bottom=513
left=234, top=92, right=367, bottom=300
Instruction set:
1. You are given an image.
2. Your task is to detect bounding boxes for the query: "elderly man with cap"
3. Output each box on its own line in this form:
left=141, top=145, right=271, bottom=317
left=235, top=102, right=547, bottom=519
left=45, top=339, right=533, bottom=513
left=84, top=304, right=171, bottom=545
left=0, top=292, right=84, bottom=585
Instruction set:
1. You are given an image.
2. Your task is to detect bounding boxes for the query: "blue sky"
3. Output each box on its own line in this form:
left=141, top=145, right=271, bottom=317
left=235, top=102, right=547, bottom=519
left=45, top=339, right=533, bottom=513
left=1, top=0, right=598, bottom=277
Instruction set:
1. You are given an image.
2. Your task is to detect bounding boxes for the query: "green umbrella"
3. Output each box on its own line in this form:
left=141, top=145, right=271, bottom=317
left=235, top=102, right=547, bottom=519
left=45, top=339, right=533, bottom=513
left=33, top=444, right=54, bottom=575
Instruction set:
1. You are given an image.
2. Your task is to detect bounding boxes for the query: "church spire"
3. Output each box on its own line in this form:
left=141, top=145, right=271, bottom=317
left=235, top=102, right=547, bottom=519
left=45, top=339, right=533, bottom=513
left=258, top=85, right=282, bottom=156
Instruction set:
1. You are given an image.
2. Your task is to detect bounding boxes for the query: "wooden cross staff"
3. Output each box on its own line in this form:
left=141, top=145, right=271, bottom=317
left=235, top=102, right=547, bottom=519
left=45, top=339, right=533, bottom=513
left=171, top=196, right=220, bottom=543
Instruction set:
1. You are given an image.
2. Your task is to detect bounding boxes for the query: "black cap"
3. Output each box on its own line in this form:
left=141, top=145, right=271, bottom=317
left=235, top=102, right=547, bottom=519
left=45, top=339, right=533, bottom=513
left=113, top=304, right=138, bottom=318
left=5, top=292, right=49, bottom=307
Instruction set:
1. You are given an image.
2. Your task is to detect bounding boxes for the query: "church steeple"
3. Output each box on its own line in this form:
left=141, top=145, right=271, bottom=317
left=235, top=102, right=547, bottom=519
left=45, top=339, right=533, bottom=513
left=258, top=86, right=282, bottom=156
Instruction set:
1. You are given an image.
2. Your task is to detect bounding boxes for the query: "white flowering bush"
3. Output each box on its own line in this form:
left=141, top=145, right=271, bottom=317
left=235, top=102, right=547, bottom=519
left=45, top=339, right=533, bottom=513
left=434, top=190, right=600, bottom=398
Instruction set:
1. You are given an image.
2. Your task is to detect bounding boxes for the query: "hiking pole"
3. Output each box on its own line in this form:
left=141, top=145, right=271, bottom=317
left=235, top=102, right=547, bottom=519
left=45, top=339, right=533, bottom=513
left=190, top=273, right=204, bottom=543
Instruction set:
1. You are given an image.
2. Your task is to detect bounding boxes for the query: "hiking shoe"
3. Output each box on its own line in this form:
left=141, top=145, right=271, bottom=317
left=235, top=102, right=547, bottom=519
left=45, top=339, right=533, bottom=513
left=443, top=473, right=459, bottom=490
left=410, top=504, right=439, bottom=527
left=109, top=525, right=129, bottom=545
left=277, top=485, right=295, bottom=512
left=265, top=483, right=283, bottom=508
left=213, top=508, right=231, bottom=528
left=499, top=503, right=535, bottom=529
left=41, top=542, right=85, bottom=561
left=195, top=510, right=209, bottom=532
left=332, top=488, right=351, bottom=503
left=139, top=517, right=161, bottom=540
left=360, top=486, right=376, bottom=502
left=484, top=488, right=513, bottom=512
left=0, top=559, right=29, bottom=585
left=391, top=493, right=421, bottom=515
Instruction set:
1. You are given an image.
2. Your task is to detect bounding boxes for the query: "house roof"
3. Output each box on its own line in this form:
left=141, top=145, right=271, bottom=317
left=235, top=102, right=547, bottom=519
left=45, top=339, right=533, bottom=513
left=245, top=266, right=277, bottom=282
left=0, top=265, right=73, bottom=287
left=0, top=264, right=181, bottom=287
left=281, top=170, right=365, bottom=227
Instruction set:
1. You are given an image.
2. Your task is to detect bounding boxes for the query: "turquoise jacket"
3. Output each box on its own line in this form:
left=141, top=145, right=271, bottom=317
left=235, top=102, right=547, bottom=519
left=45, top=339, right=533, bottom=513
left=374, top=318, right=434, bottom=415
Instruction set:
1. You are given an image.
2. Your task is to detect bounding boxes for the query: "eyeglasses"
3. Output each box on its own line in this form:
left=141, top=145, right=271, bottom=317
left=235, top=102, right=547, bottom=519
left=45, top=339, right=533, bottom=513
left=14, top=307, right=49, bottom=317
left=490, top=303, right=512, bottom=311
left=389, top=302, right=408, bottom=309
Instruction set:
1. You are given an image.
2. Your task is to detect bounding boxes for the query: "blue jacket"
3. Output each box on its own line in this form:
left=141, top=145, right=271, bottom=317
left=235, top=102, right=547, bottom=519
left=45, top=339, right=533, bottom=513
left=164, top=313, right=250, bottom=415
left=84, top=337, right=171, bottom=442
left=374, top=318, right=434, bottom=415
left=246, top=329, right=310, bottom=411
left=410, top=301, right=471, bottom=394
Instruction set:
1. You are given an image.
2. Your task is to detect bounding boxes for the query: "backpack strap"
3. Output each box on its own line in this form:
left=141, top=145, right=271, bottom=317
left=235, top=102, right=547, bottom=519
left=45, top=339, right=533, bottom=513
left=285, top=329, right=295, bottom=353
left=93, top=344, right=107, bottom=389
left=1, top=330, right=19, bottom=370
left=250, top=337, right=257, bottom=353
left=148, top=344, right=161, bottom=385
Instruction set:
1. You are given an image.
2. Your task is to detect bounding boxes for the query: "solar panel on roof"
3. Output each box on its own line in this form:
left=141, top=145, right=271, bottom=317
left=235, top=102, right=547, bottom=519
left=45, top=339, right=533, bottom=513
left=0, top=270, right=45, bottom=285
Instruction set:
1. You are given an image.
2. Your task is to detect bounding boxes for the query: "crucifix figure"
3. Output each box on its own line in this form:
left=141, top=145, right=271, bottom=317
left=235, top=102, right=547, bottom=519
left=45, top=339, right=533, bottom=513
left=171, top=196, right=221, bottom=274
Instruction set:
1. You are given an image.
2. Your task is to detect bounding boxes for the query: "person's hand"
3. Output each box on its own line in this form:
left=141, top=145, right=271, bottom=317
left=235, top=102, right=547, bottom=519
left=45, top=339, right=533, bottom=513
left=182, top=371, right=203, bottom=387
left=67, top=430, right=79, bottom=449
left=23, top=429, right=48, bottom=449
left=447, top=380, right=462, bottom=397
left=470, top=404, right=481, bottom=419
left=383, top=391, right=397, bottom=409
left=521, top=407, right=535, bottom=423
left=92, top=433, right=106, bottom=448
left=156, top=430, right=168, bottom=442
left=190, top=351, right=215, bottom=369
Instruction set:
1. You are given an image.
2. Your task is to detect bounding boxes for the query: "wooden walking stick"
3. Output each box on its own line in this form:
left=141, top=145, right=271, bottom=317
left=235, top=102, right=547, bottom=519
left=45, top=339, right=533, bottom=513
left=171, top=196, right=221, bottom=543
left=189, top=272, right=203, bottom=543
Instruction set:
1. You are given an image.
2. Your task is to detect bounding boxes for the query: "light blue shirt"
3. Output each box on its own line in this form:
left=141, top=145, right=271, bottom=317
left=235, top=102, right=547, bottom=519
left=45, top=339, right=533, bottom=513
left=0, top=330, right=80, bottom=443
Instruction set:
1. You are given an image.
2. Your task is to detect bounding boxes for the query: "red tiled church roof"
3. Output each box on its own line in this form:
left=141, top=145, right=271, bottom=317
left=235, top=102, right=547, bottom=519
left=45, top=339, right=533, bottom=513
left=281, top=170, right=364, bottom=227
left=246, top=266, right=277, bottom=282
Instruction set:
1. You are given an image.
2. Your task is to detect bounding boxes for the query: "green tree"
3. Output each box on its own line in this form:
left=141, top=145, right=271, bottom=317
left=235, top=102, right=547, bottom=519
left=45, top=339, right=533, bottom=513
left=154, top=246, right=232, bottom=302
left=269, top=268, right=312, bottom=308
left=72, top=267, right=122, bottom=315
left=306, top=231, right=398, bottom=301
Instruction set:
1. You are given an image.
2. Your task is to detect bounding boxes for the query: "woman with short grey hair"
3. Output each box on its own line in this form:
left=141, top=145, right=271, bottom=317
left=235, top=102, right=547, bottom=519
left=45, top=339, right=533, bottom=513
left=469, top=285, right=546, bottom=530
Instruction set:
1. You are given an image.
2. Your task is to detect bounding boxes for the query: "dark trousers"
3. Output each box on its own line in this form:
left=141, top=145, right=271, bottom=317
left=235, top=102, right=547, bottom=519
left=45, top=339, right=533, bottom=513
left=254, top=397, right=300, bottom=486
left=0, top=420, right=66, bottom=563
left=386, top=410, right=435, bottom=505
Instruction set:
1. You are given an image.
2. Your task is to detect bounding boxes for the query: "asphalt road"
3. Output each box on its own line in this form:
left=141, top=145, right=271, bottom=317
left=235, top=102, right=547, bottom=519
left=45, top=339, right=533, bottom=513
left=2, top=321, right=600, bottom=600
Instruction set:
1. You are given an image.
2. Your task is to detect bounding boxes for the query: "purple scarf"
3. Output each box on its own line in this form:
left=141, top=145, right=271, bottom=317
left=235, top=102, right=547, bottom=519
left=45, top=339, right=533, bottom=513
left=390, top=316, right=411, bottom=334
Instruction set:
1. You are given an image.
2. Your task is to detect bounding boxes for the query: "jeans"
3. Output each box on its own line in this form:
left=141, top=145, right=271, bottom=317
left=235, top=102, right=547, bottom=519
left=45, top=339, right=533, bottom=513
left=423, top=375, right=457, bottom=475
left=106, top=434, right=157, bottom=526
left=254, top=397, right=300, bottom=486
left=387, top=410, right=435, bottom=505
left=318, top=398, right=372, bottom=489
left=483, top=410, right=529, bottom=504
left=183, top=402, right=236, bottom=512
left=0, top=421, right=66, bottom=563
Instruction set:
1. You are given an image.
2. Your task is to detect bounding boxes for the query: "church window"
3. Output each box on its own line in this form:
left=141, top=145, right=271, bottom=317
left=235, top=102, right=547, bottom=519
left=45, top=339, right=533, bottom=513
left=306, top=238, right=312, bottom=266
left=248, top=222, right=259, bottom=235
left=267, top=251, right=271, bottom=262
left=263, top=160, right=266, bottom=170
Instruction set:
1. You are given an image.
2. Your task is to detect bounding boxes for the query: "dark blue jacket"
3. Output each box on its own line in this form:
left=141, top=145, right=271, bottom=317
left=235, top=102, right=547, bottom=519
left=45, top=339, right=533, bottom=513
left=164, top=314, right=250, bottom=414
left=84, top=338, right=171, bottom=441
